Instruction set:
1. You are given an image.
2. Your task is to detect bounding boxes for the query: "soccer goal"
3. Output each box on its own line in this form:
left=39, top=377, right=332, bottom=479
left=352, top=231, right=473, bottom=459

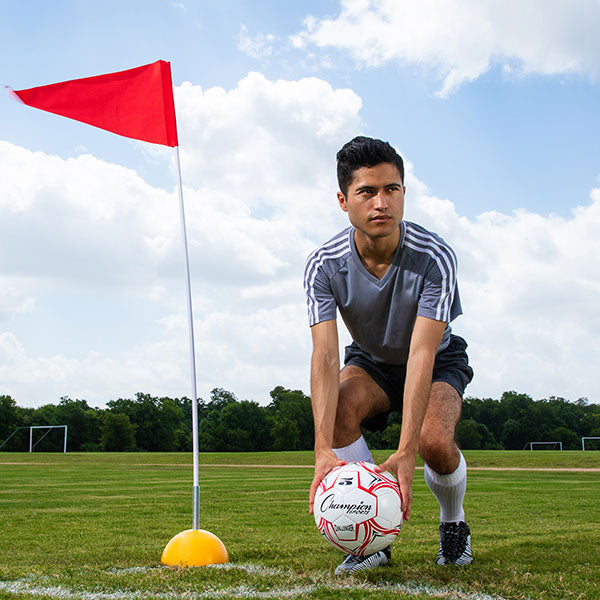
left=524, top=441, right=562, bottom=451
left=581, top=437, right=600, bottom=451
left=0, top=425, right=68, bottom=452
left=29, top=426, right=68, bottom=453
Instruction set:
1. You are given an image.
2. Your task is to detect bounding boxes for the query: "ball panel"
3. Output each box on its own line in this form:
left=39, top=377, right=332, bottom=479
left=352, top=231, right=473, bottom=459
left=331, top=515, right=359, bottom=541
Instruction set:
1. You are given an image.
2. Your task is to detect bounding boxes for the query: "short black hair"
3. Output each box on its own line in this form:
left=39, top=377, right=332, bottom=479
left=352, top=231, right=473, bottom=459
left=336, top=136, right=404, bottom=196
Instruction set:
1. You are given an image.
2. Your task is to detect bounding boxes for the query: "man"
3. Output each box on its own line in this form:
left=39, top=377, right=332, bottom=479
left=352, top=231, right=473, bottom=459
left=304, top=136, right=474, bottom=575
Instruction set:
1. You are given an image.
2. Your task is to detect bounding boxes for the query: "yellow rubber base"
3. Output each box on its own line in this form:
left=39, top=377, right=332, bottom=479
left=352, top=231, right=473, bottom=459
left=161, top=529, right=229, bottom=567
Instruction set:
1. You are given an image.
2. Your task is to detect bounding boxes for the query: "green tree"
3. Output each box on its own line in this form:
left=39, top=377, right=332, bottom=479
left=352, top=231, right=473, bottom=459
left=501, top=418, right=525, bottom=450
left=198, top=389, right=271, bottom=451
left=107, top=393, right=184, bottom=451
left=219, top=400, right=270, bottom=451
left=268, top=387, right=314, bottom=450
left=198, top=388, right=238, bottom=451
left=477, top=422, right=502, bottom=449
left=172, top=396, right=194, bottom=451
left=54, top=397, right=102, bottom=451
left=101, top=413, right=137, bottom=451
left=381, top=423, right=402, bottom=449
left=0, top=396, right=19, bottom=442
left=456, top=420, right=482, bottom=450
left=271, top=416, right=299, bottom=451
left=549, top=426, right=580, bottom=450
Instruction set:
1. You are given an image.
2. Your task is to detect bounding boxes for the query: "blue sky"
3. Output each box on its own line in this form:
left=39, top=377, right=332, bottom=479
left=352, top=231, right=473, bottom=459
left=1, top=0, right=599, bottom=407
left=4, top=1, right=598, bottom=217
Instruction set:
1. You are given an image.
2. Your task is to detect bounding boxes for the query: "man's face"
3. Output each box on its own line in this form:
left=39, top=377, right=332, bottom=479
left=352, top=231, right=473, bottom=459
left=337, top=162, right=405, bottom=240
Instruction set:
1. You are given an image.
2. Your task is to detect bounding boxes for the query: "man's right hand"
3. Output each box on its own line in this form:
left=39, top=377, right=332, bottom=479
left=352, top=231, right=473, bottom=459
left=309, top=448, right=345, bottom=514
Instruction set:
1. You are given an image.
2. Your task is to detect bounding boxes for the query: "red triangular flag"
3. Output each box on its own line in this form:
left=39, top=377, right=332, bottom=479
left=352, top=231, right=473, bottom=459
left=9, top=60, right=178, bottom=147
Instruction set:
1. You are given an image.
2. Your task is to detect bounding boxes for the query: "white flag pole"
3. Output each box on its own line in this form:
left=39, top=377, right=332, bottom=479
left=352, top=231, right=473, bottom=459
left=174, top=145, right=200, bottom=531
left=161, top=128, right=226, bottom=568
left=160, top=146, right=228, bottom=567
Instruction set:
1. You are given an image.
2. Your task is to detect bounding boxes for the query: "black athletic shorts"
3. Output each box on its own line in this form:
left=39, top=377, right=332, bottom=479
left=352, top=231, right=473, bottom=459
left=344, top=334, right=474, bottom=432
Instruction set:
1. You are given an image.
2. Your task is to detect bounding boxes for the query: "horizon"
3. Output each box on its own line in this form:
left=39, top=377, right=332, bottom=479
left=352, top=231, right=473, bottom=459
left=1, top=1, right=599, bottom=408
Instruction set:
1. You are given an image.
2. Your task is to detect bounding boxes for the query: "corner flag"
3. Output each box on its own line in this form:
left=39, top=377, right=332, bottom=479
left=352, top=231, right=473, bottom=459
left=9, top=60, right=178, bottom=147
left=9, top=61, right=225, bottom=565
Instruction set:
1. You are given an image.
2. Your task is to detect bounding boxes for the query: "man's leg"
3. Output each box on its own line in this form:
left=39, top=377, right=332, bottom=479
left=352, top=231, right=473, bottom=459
left=419, top=382, right=472, bottom=565
left=331, top=364, right=390, bottom=461
left=332, top=364, right=393, bottom=575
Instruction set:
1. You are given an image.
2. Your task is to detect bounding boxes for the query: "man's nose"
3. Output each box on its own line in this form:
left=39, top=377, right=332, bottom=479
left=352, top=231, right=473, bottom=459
left=373, top=190, right=387, bottom=209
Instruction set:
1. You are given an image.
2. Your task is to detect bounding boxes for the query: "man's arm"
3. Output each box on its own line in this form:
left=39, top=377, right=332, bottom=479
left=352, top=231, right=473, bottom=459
left=375, top=315, right=446, bottom=520
left=308, top=318, right=346, bottom=514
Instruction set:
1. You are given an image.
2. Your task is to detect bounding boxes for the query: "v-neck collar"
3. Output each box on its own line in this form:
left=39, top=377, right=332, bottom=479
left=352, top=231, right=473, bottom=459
left=349, top=222, right=405, bottom=286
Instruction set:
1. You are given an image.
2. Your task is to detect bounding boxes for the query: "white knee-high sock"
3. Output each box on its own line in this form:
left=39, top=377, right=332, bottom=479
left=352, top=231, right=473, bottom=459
left=333, top=434, right=374, bottom=464
left=424, top=451, right=467, bottom=523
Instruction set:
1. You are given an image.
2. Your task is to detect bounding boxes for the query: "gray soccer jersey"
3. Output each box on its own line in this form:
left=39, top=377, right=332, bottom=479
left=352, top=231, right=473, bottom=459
left=303, top=221, right=462, bottom=365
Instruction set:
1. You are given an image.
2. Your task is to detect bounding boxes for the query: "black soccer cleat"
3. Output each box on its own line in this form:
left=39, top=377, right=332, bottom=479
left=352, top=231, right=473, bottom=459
left=334, top=545, right=391, bottom=575
left=436, top=521, right=473, bottom=565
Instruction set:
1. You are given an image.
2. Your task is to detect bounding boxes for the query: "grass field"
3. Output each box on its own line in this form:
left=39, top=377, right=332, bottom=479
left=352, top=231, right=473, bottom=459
left=0, top=451, right=599, bottom=600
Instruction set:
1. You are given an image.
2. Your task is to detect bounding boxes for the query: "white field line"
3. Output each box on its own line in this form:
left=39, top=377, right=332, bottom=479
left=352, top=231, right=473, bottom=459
left=106, top=564, right=284, bottom=577
left=0, top=578, right=509, bottom=600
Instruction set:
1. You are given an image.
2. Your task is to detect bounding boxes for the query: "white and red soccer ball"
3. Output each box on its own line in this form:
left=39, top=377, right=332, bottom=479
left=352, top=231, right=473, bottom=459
left=313, top=461, right=403, bottom=556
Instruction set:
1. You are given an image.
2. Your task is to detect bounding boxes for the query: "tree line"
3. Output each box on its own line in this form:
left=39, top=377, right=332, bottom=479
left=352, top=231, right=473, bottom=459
left=0, top=388, right=598, bottom=452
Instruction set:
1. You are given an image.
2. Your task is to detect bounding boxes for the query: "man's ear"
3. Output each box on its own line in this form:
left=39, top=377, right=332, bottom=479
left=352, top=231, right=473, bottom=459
left=337, top=191, right=348, bottom=212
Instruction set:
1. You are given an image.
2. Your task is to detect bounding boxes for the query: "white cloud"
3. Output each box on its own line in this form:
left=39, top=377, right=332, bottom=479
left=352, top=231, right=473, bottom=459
left=0, top=277, right=35, bottom=321
left=403, top=168, right=600, bottom=401
left=293, top=0, right=600, bottom=96
left=0, top=73, right=363, bottom=407
left=0, top=332, right=189, bottom=406
left=0, top=141, right=178, bottom=290
left=238, top=24, right=276, bottom=61
left=174, top=71, right=362, bottom=246
left=1, top=72, right=598, bottom=408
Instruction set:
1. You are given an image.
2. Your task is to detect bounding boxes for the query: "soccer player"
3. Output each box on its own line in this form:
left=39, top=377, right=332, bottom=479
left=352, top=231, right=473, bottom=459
left=304, top=136, right=474, bottom=574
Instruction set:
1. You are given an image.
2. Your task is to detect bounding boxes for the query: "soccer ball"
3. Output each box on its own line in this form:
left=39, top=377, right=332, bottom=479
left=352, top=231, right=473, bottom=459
left=313, top=461, right=402, bottom=556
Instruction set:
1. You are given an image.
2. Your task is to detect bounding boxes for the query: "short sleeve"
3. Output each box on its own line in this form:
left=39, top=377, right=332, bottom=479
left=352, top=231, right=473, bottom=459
left=417, top=252, right=462, bottom=323
left=304, top=258, right=337, bottom=326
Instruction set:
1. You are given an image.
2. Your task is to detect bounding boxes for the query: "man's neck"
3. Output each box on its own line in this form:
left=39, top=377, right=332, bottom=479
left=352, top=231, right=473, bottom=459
left=353, top=226, right=401, bottom=279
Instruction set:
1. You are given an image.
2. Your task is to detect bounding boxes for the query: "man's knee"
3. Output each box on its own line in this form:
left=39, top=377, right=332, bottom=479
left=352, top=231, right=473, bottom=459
left=334, top=383, right=362, bottom=433
left=419, top=425, right=455, bottom=464
left=335, top=372, right=374, bottom=432
left=333, top=366, right=389, bottom=447
left=419, top=382, right=462, bottom=472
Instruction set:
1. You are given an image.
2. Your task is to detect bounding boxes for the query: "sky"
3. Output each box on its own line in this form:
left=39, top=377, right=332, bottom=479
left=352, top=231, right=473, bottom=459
left=1, top=0, right=599, bottom=409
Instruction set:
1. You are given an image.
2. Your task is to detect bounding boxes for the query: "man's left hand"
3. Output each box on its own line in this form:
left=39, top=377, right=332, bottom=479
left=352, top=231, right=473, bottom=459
left=375, top=450, right=416, bottom=521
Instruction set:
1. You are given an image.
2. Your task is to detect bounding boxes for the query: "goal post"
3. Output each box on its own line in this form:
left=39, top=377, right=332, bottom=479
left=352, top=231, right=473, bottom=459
left=524, top=441, right=563, bottom=451
left=29, top=425, right=68, bottom=453
left=582, top=437, right=600, bottom=451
